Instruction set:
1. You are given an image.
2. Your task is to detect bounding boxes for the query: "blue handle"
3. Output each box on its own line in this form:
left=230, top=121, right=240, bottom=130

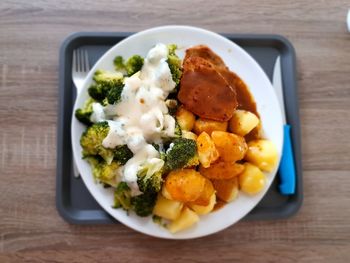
left=278, top=124, right=296, bottom=195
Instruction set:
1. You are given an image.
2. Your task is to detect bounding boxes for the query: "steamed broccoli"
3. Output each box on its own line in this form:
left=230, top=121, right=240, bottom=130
left=113, top=56, right=125, bottom=72
left=88, top=70, right=124, bottom=102
left=167, top=44, right=182, bottom=85
left=131, top=192, right=157, bottom=217
left=164, top=138, right=199, bottom=171
left=75, top=98, right=95, bottom=125
left=126, top=55, right=144, bottom=76
left=113, top=182, right=157, bottom=217
left=87, top=156, right=120, bottom=187
left=174, top=121, right=182, bottom=138
left=88, top=84, right=109, bottom=101
left=137, top=158, right=164, bottom=194
left=80, top=121, right=114, bottom=164
left=114, top=182, right=132, bottom=210
left=114, top=145, right=133, bottom=165
left=93, top=69, right=124, bottom=84
left=114, top=55, right=144, bottom=76
left=106, top=81, right=124, bottom=104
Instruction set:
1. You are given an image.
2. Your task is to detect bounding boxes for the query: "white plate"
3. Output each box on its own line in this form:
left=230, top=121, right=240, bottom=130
left=71, top=25, right=283, bottom=239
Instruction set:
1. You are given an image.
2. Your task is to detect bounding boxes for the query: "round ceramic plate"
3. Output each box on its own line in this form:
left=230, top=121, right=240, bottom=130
left=71, top=25, right=283, bottom=239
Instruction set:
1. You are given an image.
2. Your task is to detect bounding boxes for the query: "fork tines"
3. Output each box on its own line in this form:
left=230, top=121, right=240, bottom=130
left=72, top=49, right=90, bottom=73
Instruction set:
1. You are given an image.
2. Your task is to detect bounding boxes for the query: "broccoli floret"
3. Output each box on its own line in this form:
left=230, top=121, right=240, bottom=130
left=126, top=55, right=144, bottom=76
left=114, top=182, right=132, bottom=210
left=114, top=55, right=144, bottom=76
left=114, top=145, right=133, bottom=165
left=106, top=81, right=124, bottom=104
left=93, top=69, right=124, bottom=84
left=137, top=158, right=164, bottom=194
left=86, top=156, right=120, bottom=187
left=137, top=172, right=163, bottom=194
left=131, top=192, right=157, bottom=217
left=113, top=56, right=126, bottom=73
left=185, top=154, right=200, bottom=168
left=167, top=44, right=182, bottom=85
left=174, top=121, right=182, bottom=138
left=88, top=83, right=108, bottom=101
left=80, top=121, right=114, bottom=164
left=164, top=138, right=199, bottom=171
left=88, top=70, right=124, bottom=102
left=75, top=98, right=95, bottom=125
left=113, top=182, right=157, bottom=217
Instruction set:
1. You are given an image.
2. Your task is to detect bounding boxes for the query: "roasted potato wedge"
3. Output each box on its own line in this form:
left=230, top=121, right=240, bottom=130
left=211, top=177, right=239, bottom=202
left=228, top=110, right=259, bottom=136
left=193, top=118, right=228, bottom=135
left=211, top=131, right=248, bottom=162
left=189, top=193, right=216, bottom=215
left=189, top=178, right=215, bottom=206
left=164, top=169, right=206, bottom=202
left=245, top=139, right=278, bottom=172
left=238, top=163, right=266, bottom=195
left=196, top=132, right=220, bottom=168
left=199, top=161, right=244, bottom=180
left=153, top=194, right=183, bottom=220
left=168, top=207, right=199, bottom=233
left=176, top=105, right=196, bottom=131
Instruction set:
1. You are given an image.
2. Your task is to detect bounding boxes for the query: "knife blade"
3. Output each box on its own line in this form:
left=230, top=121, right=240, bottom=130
left=273, top=56, right=296, bottom=195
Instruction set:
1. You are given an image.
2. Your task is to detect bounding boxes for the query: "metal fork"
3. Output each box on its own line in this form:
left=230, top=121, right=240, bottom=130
left=72, top=48, right=90, bottom=178
left=72, top=49, right=90, bottom=94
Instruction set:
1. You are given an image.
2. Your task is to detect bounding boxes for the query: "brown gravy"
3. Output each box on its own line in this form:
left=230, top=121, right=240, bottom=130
left=220, top=69, right=260, bottom=141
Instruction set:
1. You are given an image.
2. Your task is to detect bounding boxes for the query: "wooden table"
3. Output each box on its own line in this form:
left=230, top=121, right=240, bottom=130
left=1, top=1, right=349, bottom=262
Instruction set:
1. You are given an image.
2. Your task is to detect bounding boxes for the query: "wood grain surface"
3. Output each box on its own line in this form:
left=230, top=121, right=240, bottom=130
left=1, top=0, right=350, bottom=262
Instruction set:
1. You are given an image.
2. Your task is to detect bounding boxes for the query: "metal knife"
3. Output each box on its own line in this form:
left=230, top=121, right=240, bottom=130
left=273, top=56, right=296, bottom=195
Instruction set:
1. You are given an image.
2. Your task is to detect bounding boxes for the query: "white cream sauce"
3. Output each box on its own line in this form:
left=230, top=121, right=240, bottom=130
left=97, top=43, right=177, bottom=195
left=90, top=103, right=105, bottom=123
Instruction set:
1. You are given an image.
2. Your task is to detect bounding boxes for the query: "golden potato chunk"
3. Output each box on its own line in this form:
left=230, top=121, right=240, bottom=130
left=211, top=131, right=248, bottom=162
left=153, top=194, right=183, bottom=220
left=189, top=178, right=215, bottom=206
left=193, top=118, right=228, bottom=135
left=245, top=139, right=278, bottom=172
left=164, top=169, right=206, bottom=202
left=182, top=130, right=198, bottom=141
left=189, top=193, right=216, bottom=215
left=212, top=177, right=239, bottom=202
left=196, top=132, right=220, bottom=168
left=161, top=185, right=173, bottom=200
left=176, top=105, right=196, bottom=131
left=199, top=161, right=244, bottom=180
left=229, top=110, right=259, bottom=136
left=168, top=207, right=199, bottom=233
left=239, top=163, right=266, bottom=195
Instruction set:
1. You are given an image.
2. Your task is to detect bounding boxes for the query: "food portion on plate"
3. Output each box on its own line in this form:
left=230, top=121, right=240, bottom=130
left=75, top=43, right=278, bottom=233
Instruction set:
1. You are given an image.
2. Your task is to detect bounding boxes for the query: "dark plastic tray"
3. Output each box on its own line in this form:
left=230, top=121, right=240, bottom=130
left=56, top=32, right=303, bottom=224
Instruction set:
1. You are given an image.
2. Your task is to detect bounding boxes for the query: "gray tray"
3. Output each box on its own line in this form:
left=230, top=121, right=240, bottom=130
left=56, top=32, right=303, bottom=224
